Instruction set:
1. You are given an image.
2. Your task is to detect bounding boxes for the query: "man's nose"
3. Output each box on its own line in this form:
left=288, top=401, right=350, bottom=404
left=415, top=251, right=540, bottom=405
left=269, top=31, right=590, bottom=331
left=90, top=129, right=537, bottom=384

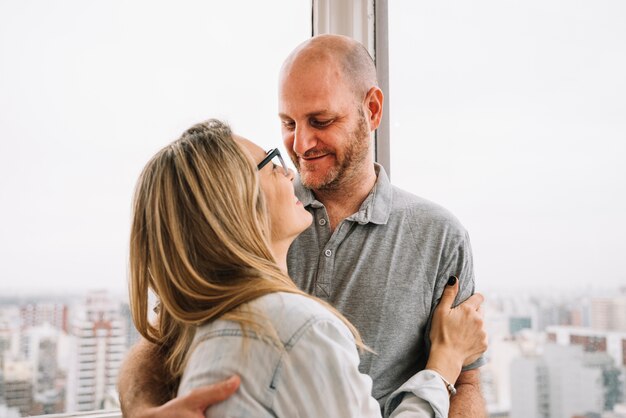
left=293, top=123, right=317, bottom=156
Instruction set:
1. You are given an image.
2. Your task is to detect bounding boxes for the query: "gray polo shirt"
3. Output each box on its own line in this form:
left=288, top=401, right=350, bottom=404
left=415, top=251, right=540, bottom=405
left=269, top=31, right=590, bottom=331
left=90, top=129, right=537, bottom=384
left=287, top=164, right=483, bottom=408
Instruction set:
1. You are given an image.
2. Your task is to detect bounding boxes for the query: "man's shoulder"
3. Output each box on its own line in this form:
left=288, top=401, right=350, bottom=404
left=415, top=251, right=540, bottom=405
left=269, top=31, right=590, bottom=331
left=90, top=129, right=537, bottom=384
left=389, top=184, right=467, bottom=235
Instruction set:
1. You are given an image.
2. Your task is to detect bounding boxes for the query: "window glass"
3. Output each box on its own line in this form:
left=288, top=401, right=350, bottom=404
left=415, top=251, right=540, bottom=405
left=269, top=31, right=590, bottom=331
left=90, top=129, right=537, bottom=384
left=0, top=1, right=309, bottom=295
left=0, top=1, right=309, bottom=415
left=389, top=1, right=626, bottom=415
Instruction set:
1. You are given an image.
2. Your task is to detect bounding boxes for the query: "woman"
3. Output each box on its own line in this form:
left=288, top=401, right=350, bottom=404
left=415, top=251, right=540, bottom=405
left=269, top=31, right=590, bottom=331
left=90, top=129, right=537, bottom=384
left=129, top=119, right=486, bottom=417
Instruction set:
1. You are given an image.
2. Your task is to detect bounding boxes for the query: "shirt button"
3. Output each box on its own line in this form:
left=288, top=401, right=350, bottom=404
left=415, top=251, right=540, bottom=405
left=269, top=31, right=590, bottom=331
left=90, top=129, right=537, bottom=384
left=324, top=249, right=332, bottom=257
left=319, top=218, right=327, bottom=226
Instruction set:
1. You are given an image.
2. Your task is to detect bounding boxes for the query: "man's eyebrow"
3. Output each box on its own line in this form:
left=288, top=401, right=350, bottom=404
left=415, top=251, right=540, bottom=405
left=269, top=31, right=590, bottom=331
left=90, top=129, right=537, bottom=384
left=278, top=110, right=333, bottom=119
left=307, top=110, right=333, bottom=118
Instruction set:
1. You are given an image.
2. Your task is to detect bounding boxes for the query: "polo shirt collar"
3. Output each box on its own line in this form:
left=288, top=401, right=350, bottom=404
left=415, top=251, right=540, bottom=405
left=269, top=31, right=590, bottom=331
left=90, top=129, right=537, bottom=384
left=293, top=163, right=392, bottom=225
left=294, top=176, right=319, bottom=209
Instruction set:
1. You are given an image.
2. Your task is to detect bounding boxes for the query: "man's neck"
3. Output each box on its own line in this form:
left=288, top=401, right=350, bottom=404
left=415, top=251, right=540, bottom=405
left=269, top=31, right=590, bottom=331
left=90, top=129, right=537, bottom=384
left=313, top=165, right=377, bottom=231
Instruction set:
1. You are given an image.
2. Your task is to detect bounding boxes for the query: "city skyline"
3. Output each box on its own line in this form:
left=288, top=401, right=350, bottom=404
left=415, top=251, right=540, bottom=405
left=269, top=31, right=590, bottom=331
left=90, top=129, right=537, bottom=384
left=3, top=286, right=626, bottom=417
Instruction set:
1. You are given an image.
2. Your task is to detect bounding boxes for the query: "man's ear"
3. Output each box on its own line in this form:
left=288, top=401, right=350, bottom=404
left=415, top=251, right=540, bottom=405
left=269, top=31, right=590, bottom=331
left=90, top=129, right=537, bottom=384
left=364, top=86, right=384, bottom=131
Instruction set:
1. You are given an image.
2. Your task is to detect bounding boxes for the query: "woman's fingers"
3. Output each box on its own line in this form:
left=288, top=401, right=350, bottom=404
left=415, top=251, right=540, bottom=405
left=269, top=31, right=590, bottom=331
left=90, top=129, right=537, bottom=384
left=438, top=276, right=460, bottom=310
left=462, top=292, right=485, bottom=311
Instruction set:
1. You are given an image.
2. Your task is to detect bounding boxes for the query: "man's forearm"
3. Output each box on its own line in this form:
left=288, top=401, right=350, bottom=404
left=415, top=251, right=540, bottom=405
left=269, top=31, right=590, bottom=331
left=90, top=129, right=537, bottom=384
left=449, top=369, right=487, bottom=418
left=118, top=338, right=172, bottom=417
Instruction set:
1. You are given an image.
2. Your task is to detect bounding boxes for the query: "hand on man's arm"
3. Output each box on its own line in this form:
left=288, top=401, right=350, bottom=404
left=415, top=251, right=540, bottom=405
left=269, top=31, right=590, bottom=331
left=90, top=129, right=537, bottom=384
left=428, top=277, right=487, bottom=417
left=436, top=232, right=487, bottom=417
left=433, top=285, right=487, bottom=418
left=118, top=338, right=239, bottom=418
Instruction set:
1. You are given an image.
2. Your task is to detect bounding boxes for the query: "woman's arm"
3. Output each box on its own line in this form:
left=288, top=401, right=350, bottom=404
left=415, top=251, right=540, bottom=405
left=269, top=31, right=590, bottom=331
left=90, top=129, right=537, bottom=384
left=279, top=314, right=458, bottom=418
left=385, top=276, right=488, bottom=418
left=274, top=318, right=383, bottom=417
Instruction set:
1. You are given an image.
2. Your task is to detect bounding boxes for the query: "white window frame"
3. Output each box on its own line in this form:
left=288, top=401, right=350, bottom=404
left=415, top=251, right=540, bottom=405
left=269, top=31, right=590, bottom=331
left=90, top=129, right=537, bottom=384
left=312, top=0, right=391, bottom=176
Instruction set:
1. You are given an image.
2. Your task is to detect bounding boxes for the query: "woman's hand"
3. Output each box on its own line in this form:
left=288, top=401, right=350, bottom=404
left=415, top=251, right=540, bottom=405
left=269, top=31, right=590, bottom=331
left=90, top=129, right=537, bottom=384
left=426, top=276, right=488, bottom=385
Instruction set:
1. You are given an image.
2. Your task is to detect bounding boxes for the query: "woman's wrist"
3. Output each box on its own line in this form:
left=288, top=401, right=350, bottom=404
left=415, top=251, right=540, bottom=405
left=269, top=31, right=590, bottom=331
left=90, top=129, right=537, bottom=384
left=425, top=346, right=463, bottom=386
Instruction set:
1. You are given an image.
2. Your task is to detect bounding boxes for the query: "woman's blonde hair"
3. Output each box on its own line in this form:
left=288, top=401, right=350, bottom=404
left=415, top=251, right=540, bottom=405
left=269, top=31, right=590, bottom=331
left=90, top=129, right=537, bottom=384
left=129, top=119, right=362, bottom=393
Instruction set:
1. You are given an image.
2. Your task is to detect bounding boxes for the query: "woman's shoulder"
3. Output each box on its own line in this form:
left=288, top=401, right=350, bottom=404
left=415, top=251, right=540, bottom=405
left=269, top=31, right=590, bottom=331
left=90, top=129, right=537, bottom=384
left=254, top=291, right=333, bottom=317
left=253, top=292, right=348, bottom=344
left=179, top=292, right=371, bottom=417
left=193, top=292, right=346, bottom=346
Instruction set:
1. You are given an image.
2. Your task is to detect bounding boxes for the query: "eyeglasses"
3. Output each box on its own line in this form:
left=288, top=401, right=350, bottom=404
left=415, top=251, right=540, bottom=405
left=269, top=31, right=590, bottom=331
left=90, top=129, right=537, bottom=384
left=257, top=148, right=289, bottom=176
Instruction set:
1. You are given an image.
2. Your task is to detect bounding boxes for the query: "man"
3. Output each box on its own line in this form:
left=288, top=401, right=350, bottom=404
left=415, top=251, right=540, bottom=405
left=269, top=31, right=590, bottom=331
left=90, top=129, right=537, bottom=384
left=119, top=34, right=486, bottom=417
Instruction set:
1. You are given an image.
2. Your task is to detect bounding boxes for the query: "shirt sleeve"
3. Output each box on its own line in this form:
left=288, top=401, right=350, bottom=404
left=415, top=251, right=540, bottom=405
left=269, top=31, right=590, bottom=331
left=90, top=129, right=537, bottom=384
left=273, top=317, right=383, bottom=418
left=384, top=369, right=451, bottom=418
left=424, top=229, right=487, bottom=371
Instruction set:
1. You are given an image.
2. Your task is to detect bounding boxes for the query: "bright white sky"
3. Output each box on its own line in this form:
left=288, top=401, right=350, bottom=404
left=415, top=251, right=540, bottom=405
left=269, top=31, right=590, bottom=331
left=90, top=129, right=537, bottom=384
left=0, top=0, right=309, bottom=294
left=389, top=1, right=626, bottom=292
left=0, top=1, right=624, bottom=295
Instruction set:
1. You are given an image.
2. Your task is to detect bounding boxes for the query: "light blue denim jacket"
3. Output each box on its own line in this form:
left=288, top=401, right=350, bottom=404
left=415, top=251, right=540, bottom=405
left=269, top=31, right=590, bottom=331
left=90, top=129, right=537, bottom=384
left=177, top=292, right=450, bottom=417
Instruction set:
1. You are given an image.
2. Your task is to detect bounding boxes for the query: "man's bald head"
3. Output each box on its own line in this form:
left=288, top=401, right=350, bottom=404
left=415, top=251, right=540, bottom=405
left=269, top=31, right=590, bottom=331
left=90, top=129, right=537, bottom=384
left=280, top=34, right=378, bottom=101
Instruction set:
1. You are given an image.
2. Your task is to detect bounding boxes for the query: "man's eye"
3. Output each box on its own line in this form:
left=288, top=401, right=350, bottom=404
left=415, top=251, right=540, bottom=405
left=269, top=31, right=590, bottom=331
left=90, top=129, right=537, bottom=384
left=311, top=119, right=333, bottom=128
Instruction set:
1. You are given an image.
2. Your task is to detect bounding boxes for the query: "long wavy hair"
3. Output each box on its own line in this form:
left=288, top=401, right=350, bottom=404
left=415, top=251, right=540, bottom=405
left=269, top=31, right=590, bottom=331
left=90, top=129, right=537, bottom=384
left=129, top=119, right=363, bottom=393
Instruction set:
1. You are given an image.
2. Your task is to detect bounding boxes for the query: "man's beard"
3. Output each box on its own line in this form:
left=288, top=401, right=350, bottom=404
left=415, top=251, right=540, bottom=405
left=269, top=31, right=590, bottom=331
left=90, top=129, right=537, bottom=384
left=295, top=108, right=370, bottom=191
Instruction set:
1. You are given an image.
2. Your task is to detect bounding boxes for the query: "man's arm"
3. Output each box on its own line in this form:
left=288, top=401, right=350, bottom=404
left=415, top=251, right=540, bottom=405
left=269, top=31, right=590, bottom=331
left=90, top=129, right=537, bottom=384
left=118, top=338, right=239, bottom=418
left=449, top=369, right=487, bottom=418
left=118, top=339, right=173, bottom=415
left=433, top=230, right=487, bottom=417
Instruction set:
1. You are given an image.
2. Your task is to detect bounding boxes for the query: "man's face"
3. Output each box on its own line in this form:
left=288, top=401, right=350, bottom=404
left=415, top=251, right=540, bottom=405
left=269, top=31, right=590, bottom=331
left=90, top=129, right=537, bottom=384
left=278, top=60, right=371, bottom=191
